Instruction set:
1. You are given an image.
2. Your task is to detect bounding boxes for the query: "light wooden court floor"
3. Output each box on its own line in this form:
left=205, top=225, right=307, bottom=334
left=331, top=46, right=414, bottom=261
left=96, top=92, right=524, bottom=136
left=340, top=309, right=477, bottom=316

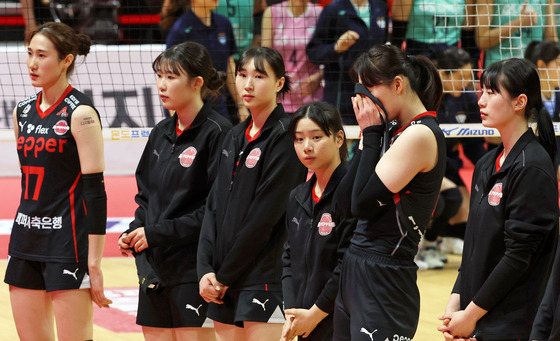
left=0, top=255, right=460, bottom=340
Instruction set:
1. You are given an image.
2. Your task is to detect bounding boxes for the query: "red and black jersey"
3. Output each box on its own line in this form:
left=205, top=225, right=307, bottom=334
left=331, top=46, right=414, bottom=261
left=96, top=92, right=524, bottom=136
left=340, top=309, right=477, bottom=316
left=9, top=85, right=100, bottom=263
left=339, top=113, right=446, bottom=259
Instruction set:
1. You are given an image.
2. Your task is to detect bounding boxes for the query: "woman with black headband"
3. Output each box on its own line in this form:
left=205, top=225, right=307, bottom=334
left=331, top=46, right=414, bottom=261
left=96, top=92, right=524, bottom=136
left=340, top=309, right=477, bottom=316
left=333, top=44, right=445, bottom=340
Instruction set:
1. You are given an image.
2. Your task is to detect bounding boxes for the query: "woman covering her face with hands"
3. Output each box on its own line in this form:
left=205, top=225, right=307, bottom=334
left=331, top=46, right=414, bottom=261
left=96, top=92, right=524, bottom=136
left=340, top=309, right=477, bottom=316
left=333, top=43, right=445, bottom=340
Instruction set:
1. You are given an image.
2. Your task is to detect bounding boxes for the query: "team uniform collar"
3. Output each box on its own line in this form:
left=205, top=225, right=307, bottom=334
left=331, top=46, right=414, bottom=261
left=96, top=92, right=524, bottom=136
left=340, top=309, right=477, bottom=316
left=234, top=103, right=286, bottom=140
left=489, top=128, right=534, bottom=175
left=162, top=102, right=213, bottom=140
left=393, top=111, right=437, bottom=137
left=294, top=162, right=347, bottom=213
left=36, top=85, right=74, bottom=119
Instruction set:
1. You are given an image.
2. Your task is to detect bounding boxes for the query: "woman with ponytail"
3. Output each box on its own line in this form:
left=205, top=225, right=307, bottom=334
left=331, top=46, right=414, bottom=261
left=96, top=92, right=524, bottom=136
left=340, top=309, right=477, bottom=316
left=333, top=43, right=446, bottom=340
left=439, top=58, right=559, bottom=341
left=5, top=22, right=112, bottom=340
left=118, top=41, right=232, bottom=340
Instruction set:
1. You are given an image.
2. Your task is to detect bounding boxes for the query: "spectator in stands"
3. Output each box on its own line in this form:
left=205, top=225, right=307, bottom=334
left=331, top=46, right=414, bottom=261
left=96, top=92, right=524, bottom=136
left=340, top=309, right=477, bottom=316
left=5, top=22, right=112, bottom=340
left=198, top=47, right=307, bottom=341
left=118, top=42, right=231, bottom=341
left=215, top=0, right=255, bottom=58
left=160, top=0, right=189, bottom=36
left=525, top=40, right=560, bottom=121
left=439, top=58, right=559, bottom=341
left=261, top=0, right=323, bottom=114
left=18, top=0, right=54, bottom=40
left=391, top=0, right=469, bottom=59
left=306, top=0, right=388, bottom=124
left=281, top=101, right=356, bottom=341
left=476, top=0, right=557, bottom=68
left=416, top=47, right=487, bottom=270
left=166, top=0, right=248, bottom=122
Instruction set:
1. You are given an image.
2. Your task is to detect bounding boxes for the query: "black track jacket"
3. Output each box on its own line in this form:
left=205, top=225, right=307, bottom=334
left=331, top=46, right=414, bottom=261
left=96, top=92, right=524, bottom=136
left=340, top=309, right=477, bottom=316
left=128, top=104, right=232, bottom=286
left=198, top=104, right=307, bottom=289
left=283, top=163, right=356, bottom=315
left=453, top=129, right=559, bottom=339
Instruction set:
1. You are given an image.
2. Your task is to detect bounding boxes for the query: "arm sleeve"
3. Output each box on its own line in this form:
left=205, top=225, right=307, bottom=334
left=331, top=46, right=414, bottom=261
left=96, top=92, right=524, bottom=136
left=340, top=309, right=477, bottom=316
left=143, top=129, right=227, bottom=247
left=334, top=150, right=360, bottom=218
left=530, top=240, right=560, bottom=340
left=82, top=172, right=107, bottom=235
left=306, top=7, right=340, bottom=65
left=473, top=166, right=559, bottom=311
left=216, top=134, right=307, bottom=286
left=314, top=216, right=357, bottom=314
left=350, top=125, right=394, bottom=219
left=452, top=269, right=462, bottom=294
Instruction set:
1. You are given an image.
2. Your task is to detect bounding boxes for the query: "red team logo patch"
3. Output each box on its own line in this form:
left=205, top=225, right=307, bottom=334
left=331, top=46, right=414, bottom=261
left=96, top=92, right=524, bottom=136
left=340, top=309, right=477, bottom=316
left=245, top=148, right=261, bottom=168
left=488, top=183, right=503, bottom=206
left=179, top=146, right=197, bottom=168
left=53, top=120, right=70, bottom=136
left=318, top=213, right=335, bottom=236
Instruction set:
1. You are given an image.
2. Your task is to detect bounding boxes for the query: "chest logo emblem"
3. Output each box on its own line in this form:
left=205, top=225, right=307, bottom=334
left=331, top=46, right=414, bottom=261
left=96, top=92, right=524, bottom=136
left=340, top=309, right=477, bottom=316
left=57, top=106, right=68, bottom=117
left=488, top=183, right=503, bottom=206
left=318, top=213, right=335, bottom=236
left=179, top=146, right=197, bottom=168
left=22, top=104, right=31, bottom=114
left=245, top=148, right=261, bottom=169
left=53, top=120, right=70, bottom=136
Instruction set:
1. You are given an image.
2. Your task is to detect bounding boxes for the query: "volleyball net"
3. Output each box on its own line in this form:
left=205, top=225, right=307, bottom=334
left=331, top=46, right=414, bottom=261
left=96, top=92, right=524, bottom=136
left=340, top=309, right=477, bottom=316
left=0, top=1, right=559, bottom=139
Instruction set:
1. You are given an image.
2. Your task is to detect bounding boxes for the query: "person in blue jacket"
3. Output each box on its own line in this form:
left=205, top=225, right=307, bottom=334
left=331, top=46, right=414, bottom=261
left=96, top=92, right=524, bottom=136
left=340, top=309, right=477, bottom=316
left=306, top=0, right=388, bottom=124
left=165, top=0, right=244, bottom=122
left=281, top=101, right=356, bottom=341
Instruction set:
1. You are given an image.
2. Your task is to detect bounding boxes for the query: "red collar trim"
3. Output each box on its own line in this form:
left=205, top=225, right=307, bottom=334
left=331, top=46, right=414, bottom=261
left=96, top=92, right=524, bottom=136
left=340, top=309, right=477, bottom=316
left=393, top=111, right=437, bottom=136
left=496, top=149, right=504, bottom=172
left=245, top=119, right=262, bottom=143
left=176, top=120, right=192, bottom=136
left=312, top=182, right=321, bottom=203
left=36, top=85, right=74, bottom=119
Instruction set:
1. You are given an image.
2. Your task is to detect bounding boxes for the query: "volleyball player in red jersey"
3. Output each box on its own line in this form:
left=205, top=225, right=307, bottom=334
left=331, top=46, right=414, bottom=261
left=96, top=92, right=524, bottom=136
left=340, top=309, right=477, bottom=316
left=4, top=22, right=111, bottom=341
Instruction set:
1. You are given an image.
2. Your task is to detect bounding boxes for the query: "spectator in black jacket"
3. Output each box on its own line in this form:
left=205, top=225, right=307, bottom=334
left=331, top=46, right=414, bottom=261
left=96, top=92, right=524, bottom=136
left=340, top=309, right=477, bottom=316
left=306, top=0, right=388, bottom=124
